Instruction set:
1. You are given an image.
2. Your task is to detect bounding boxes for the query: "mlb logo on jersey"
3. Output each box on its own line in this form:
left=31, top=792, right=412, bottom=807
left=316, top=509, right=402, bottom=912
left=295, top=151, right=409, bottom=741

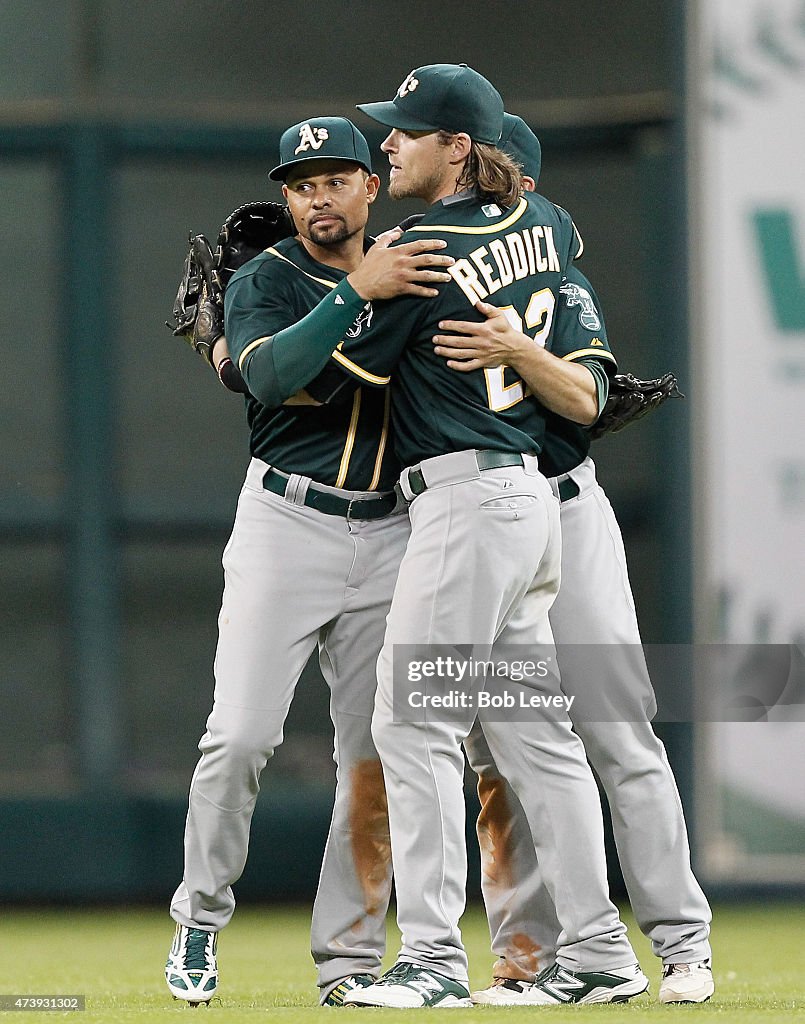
left=294, top=124, right=330, bottom=155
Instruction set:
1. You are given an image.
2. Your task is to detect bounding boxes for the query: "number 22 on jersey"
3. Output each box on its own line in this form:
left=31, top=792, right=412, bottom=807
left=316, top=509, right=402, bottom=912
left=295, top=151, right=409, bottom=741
left=484, top=288, right=555, bottom=412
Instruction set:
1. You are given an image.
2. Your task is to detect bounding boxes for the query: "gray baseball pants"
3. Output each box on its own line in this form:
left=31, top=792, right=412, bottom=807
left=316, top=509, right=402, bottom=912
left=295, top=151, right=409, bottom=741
left=464, top=457, right=712, bottom=979
left=371, top=450, right=638, bottom=985
left=170, top=457, right=410, bottom=993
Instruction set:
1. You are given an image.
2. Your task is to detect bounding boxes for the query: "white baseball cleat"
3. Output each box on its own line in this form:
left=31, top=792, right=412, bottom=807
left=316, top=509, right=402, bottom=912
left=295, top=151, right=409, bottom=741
left=659, top=959, right=714, bottom=1003
left=165, top=923, right=218, bottom=1003
left=321, top=973, right=376, bottom=1006
left=343, top=962, right=472, bottom=1008
left=471, top=962, right=649, bottom=1005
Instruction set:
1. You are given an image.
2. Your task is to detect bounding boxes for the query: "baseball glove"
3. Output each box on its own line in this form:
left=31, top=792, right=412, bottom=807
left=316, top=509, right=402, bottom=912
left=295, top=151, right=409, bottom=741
left=167, top=201, right=294, bottom=370
left=588, top=371, right=683, bottom=440
left=169, top=233, right=223, bottom=364
left=216, top=201, right=294, bottom=288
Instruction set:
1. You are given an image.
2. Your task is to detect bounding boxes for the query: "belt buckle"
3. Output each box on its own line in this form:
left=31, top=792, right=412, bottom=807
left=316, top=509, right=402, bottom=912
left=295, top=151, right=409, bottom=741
left=346, top=495, right=389, bottom=520
left=346, top=495, right=383, bottom=520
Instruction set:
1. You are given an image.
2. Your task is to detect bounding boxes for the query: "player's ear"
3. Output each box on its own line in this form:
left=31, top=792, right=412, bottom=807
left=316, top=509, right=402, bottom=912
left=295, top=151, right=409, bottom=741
left=451, top=133, right=472, bottom=162
left=365, top=173, right=381, bottom=204
left=281, top=183, right=289, bottom=200
left=522, top=176, right=536, bottom=192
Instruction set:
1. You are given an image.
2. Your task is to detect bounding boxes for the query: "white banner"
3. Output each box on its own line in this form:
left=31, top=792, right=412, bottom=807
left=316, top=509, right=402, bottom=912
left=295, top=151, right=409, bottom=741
left=692, top=0, right=805, bottom=881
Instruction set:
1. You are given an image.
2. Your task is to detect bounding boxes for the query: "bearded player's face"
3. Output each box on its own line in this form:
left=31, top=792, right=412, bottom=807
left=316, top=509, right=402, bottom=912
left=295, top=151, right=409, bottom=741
left=381, top=129, right=453, bottom=204
left=283, top=161, right=379, bottom=247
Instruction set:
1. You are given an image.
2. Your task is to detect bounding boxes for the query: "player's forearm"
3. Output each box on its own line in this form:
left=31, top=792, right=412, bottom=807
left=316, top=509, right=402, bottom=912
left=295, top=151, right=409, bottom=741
left=513, top=346, right=600, bottom=425
left=226, top=278, right=367, bottom=408
left=210, top=336, right=229, bottom=370
left=209, top=335, right=332, bottom=405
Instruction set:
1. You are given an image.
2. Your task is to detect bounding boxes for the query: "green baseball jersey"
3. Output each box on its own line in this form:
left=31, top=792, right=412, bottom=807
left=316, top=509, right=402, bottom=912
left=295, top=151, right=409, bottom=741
left=540, top=265, right=616, bottom=477
left=225, top=237, right=399, bottom=491
left=311, top=190, right=586, bottom=468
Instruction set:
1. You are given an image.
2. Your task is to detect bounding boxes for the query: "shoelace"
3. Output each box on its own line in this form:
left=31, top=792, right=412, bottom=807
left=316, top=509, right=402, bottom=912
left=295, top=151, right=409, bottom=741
left=533, top=962, right=562, bottom=986
left=377, top=963, right=420, bottom=986
left=183, top=929, right=212, bottom=972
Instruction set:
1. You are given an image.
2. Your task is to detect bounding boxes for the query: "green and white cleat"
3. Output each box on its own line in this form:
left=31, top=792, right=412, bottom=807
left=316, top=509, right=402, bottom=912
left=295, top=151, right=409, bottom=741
left=343, top=962, right=472, bottom=1008
left=165, top=924, right=218, bottom=1004
left=322, top=973, right=376, bottom=1006
left=472, top=961, right=649, bottom=1005
left=659, top=959, right=714, bottom=1003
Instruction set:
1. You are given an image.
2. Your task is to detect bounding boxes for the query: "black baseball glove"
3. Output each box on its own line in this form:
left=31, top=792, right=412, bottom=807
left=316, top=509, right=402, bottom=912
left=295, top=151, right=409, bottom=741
left=215, top=201, right=294, bottom=288
left=169, top=233, right=223, bottom=365
left=167, top=201, right=294, bottom=387
left=588, top=372, right=683, bottom=440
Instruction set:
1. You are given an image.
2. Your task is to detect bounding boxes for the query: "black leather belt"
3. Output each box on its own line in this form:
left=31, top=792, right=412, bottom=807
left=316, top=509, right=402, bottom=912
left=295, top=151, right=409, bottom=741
left=558, top=477, right=580, bottom=502
left=406, top=450, right=527, bottom=497
left=262, top=468, right=397, bottom=520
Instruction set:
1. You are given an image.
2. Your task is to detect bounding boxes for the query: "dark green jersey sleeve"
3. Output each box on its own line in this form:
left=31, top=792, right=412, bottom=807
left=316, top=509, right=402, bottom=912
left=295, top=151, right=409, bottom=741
left=540, top=265, right=617, bottom=476
left=552, top=267, right=615, bottom=365
left=306, top=293, right=423, bottom=398
left=225, top=262, right=367, bottom=408
left=552, top=265, right=616, bottom=412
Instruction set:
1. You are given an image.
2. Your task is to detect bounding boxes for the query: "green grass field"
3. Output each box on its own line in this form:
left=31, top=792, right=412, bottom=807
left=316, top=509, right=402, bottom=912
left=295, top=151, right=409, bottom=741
left=1, top=902, right=802, bottom=1021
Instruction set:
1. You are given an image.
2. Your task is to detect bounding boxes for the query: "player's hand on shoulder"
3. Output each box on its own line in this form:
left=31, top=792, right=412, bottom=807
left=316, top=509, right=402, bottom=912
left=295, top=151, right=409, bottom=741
left=372, top=226, right=405, bottom=247
left=433, top=300, right=534, bottom=372
left=347, top=235, right=454, bottom=301
left=373, top=213, right=427, bottom=248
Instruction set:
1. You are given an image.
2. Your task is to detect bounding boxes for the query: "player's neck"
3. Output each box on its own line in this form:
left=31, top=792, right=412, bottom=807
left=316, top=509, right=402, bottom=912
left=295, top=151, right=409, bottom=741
left=296, top=233, right=366, bottom=272
left=422, top=168, right=464, bottom=206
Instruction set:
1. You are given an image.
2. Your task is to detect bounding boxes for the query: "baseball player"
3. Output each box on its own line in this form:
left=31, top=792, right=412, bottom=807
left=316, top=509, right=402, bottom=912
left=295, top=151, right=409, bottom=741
left=165, top=116, right=456, bottom=1007
left=443, top=116, right=713, bottom=1006
left=226, top=64, right=647, bottom=1008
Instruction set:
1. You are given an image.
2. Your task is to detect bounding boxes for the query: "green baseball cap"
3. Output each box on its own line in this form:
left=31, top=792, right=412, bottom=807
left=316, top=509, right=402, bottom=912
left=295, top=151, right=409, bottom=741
left=269, top=116, right=373, bottom=181
left=356, top=63, right=504, bottom=145
left=500, top=112, right=542, bottom=186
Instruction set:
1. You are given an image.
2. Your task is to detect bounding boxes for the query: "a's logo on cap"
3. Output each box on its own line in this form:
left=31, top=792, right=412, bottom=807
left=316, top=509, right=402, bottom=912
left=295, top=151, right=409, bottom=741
left=294, top=124, right=330, bottom=155
left=397, top=72, right=419, bottom=98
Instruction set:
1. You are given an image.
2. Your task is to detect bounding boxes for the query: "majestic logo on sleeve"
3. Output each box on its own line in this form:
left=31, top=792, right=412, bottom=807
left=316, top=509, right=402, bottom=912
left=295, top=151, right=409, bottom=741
left=560, top=280, right=602, bottom=331
left=294, top=124, right=330, bottom=155
left=397, top=72, right=420, bottom=98
left=345, top=303, right=374, bottom=338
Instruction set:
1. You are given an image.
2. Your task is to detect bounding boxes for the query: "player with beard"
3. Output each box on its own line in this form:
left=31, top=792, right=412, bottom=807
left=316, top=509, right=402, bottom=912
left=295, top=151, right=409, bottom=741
left=165, top=116, right=454, bottom=1006
left=227, top=67, right=647, bottom=1009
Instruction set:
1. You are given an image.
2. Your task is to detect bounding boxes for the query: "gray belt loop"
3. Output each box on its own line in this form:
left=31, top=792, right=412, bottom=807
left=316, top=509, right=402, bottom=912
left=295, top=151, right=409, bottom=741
left=285, top=474, right=309, bottom=506
left=521, top=453, right=539, bottom=476
left=398, top=467, right=417, bottom=503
